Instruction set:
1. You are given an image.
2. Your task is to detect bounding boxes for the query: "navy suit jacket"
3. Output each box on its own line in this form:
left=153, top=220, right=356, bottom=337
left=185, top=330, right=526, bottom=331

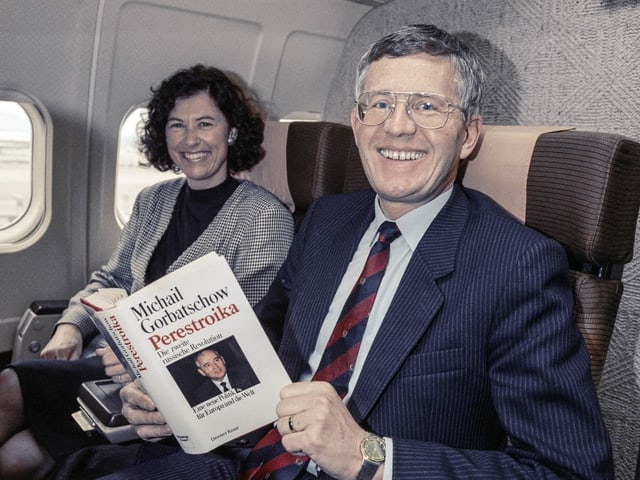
left=257, top=184, right=613, bottom=479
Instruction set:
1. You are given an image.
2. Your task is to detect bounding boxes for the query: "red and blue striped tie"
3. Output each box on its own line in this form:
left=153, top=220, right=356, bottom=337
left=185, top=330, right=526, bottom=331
left=240, top=221, right=401, bottom=480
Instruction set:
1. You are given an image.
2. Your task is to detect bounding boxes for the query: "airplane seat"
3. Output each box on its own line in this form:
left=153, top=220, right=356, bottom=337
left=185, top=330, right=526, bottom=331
left=236, top=120, right=366, bottom=229
left=285, top=121, right=366, bottom=228
left=459, top=125, right=640, bottom=388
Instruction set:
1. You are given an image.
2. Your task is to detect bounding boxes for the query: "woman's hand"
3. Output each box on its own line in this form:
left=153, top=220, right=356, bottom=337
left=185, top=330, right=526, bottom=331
left=40, top=324, right=83, bottom=360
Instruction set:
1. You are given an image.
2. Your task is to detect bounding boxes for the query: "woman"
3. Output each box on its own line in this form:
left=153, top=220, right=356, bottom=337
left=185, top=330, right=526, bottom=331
left=0, top=64, right=294, bottom=480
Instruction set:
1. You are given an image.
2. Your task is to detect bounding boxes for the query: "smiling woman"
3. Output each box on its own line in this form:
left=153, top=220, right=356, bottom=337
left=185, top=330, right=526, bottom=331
left=0, top=64, right=294, bottom=479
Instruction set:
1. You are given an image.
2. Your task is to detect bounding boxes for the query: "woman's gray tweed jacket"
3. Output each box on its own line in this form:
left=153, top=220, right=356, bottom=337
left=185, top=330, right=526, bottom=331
left=58, top=177, right=294, bottom=346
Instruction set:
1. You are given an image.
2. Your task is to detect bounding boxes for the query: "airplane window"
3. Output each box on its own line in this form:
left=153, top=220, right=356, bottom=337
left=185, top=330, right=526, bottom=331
left=0, top=91, right=51, bottom=252
left=115, top=107, right=177, bottom=226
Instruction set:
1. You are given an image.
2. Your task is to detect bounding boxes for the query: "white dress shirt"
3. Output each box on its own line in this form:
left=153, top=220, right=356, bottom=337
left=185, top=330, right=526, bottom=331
left=302, top=188, right=452, bottom=478
left=212, top=375, right=234, bottom=393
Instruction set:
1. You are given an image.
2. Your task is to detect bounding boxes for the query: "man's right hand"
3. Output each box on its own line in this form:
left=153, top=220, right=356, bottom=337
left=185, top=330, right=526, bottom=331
left=120, top=380, right=173, bottom=442
left=40, top=323, right=83, bottom=360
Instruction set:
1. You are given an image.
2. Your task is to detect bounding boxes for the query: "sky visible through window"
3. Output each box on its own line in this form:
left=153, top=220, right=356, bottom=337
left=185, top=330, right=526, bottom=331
left=0, top=101, right=32, bottom=229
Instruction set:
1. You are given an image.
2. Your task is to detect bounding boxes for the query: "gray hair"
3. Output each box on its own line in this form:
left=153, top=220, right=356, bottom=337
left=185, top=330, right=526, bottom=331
left=355, top=24, right=484, bottom=120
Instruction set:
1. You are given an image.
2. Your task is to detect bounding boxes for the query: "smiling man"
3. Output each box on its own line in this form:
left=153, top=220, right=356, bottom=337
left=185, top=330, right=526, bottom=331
left=105, top=24, right=612, bottom=480
left=351, top=53, right=480, bottom=219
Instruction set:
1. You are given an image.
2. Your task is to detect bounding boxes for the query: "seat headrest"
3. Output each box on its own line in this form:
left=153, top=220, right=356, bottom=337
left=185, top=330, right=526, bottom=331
left=233, top=121, right=295, bottom=211
left=461, top=126, right=640, bottom=268
left=462, top=126, right=574, bottom=222
left=527, top=130, right=640, bottom=268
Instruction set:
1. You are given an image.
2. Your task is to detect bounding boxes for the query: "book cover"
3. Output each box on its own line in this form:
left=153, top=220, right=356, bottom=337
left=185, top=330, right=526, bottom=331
left=81, top=251, right=290, bottom=454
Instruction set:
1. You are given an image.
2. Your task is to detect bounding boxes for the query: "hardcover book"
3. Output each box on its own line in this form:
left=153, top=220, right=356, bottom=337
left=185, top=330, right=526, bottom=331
left=80, top=251, right=290, bottom=454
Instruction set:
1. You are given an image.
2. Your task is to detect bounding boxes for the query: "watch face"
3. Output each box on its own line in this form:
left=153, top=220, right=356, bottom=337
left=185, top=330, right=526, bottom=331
left=362, top=435, right=385, bottom=463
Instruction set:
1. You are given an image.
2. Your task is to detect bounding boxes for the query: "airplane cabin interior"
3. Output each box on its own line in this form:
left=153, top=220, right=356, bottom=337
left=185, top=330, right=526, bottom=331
left=1, top=0, right=640, bottom=477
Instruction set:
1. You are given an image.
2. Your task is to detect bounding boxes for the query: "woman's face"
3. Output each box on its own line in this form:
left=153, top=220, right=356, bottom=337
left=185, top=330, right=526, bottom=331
left=165, top=90, right=236, bottom=190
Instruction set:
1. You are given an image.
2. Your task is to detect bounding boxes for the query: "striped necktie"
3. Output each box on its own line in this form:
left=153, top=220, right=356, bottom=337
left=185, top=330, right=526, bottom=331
left=240, top=221, right=401, bottom=480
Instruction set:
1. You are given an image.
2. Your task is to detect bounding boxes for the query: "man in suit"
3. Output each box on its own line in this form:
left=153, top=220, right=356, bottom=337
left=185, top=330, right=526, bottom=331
left=102, top=24, right=613, bottom=479
left=188, top=349, right=258, bottom=406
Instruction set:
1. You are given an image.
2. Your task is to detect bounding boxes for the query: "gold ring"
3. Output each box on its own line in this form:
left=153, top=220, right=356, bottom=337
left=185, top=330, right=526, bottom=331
left=288, top=415, right=297, bottom=433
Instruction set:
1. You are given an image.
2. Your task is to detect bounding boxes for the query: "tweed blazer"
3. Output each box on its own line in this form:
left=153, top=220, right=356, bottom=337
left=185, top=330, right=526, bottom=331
left=258, top=184, right=613, bottom=479
left=60, top=177, right=294, bottom=345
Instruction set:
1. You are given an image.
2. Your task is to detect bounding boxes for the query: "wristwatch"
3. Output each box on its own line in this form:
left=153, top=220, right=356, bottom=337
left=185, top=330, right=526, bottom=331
left=357, top=434, right=385, bottom=480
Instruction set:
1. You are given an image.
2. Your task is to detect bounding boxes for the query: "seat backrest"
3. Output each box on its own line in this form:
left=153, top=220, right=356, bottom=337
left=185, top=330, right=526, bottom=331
left=460, top=126, right=640, bottom=387
left=236, top=121, right=365, bottom=229
left=241, top=120, right=640, bottom=387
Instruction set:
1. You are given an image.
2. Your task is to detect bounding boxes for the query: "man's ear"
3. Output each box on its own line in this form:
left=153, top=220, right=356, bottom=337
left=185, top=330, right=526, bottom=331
left=197, top=368, right=206, bottom=377
left=460, top=115, right=483, bottom=160
left=350, top=107, right=360, bottom=148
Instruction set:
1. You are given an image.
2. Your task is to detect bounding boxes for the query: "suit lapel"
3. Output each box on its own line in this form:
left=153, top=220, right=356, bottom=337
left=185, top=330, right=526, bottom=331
left=348, top=186, right=471, bottom=422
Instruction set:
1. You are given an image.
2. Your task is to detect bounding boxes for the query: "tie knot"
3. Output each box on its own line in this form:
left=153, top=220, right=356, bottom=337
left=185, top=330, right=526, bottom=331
left=377, top=221, right=401, bottom=244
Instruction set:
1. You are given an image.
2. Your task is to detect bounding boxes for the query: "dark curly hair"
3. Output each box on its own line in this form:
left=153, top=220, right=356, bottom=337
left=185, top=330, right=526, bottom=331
left=139, top=64, right=265, bottom=174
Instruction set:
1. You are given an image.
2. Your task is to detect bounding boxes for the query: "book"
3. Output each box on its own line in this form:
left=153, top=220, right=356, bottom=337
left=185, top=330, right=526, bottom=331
left=80, top=251, right=291, bottom=454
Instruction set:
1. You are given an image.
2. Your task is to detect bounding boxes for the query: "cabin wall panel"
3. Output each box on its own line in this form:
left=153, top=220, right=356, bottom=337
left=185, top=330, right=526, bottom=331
left=272, top=31, right=346, bottom=119
left=86, top=0, right=371, bottom=272
left=0, top=0, right=100, bottom=337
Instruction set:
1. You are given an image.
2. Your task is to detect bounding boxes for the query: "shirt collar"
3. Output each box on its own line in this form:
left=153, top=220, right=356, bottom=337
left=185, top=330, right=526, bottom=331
left=213, top=374, right=230, bottom=385
left=373, top=187, right=453, bottom=251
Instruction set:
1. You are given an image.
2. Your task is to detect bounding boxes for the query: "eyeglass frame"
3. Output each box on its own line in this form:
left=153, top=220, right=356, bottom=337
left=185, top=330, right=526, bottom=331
left=354, top=90, right=467, bottom=130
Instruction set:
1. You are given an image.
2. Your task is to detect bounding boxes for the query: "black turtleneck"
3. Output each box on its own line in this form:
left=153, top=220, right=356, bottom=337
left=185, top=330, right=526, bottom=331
left=145, top=177, right=239, bottom=284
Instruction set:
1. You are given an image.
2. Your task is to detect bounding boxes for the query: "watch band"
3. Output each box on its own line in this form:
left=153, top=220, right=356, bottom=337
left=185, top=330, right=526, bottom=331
left=356, top=459, right=381, bottom=480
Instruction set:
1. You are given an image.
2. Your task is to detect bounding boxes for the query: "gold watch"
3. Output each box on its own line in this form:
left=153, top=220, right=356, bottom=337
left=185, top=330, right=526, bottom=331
left=357, top=434, right=385, bottom=480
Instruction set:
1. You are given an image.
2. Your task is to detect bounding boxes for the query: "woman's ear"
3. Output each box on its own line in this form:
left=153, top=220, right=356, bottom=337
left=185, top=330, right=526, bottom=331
left=227, top=127, right=238, bottom=145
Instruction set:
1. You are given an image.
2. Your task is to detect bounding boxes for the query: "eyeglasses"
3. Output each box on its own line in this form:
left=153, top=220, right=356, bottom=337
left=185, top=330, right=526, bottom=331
left=354, top=91, right=464, bottom=129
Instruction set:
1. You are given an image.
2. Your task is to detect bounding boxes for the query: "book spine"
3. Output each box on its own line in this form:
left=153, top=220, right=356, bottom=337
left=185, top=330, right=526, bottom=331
left=92, top=311, right=144, bottom=380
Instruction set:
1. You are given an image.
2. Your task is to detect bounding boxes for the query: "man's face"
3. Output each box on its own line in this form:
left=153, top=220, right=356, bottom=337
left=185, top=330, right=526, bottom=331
left=351, top=53, right=481, bottom=219
left=196, top=350, right=227, bottom=381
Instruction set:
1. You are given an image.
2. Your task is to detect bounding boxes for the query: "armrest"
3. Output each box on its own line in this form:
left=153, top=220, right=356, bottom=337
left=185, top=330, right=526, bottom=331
left=11, top=299, right=68, bottom=362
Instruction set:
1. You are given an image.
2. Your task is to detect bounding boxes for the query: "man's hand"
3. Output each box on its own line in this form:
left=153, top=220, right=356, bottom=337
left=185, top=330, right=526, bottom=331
left=40, top=324, right=83, bottom=360
left=96, top=347, right=132, bottom=384
left=120, top=380, right=172, bottom=442
left=275, top=381, right=372, bottom=480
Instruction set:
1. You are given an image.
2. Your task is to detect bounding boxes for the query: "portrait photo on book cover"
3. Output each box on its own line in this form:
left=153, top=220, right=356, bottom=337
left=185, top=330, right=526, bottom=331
left=167, top=336, right=260, bottom=407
